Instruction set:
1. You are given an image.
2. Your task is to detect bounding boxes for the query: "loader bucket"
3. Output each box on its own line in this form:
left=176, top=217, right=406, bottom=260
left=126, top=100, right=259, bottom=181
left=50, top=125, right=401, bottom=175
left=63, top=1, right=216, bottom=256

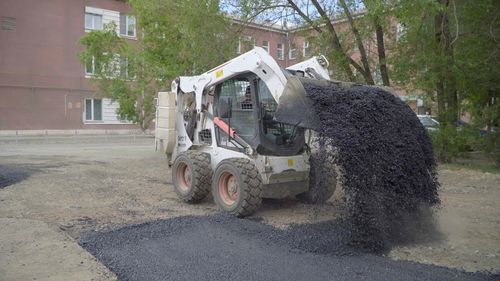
left=275, top=77, right=397, bottom=131
left=274, top=76, right=321, bottom=130
left=275, top=77, right=345, bottom=130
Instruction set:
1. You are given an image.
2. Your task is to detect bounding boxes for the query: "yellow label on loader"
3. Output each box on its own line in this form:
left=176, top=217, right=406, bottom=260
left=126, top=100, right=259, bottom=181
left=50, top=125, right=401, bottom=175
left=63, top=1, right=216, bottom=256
left=216, top=69, right=223, bottom=78
left=287, top=159, right=294, bottom=167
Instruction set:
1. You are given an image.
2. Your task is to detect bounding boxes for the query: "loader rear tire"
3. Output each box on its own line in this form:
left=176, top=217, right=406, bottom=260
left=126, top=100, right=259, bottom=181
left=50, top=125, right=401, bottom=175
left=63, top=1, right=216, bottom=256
left=172, top=151, right=211, bottom=203
left=297, top=153, right=336, bottom=204
left=212, top=158, right=262, bottom=217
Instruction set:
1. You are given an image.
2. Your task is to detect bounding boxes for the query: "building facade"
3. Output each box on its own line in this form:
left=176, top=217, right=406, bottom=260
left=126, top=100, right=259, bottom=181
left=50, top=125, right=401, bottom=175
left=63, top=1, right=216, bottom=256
left=232, top=18, right=305, bottom=68
left=0, top=2, right=422, bottom=131
left=0, top=0, right=137, bottom=130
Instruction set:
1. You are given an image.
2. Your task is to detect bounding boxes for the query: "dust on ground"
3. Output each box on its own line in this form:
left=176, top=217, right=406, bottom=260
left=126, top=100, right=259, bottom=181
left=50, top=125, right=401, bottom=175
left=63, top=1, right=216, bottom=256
left=0, top=136, right=499, bottom=280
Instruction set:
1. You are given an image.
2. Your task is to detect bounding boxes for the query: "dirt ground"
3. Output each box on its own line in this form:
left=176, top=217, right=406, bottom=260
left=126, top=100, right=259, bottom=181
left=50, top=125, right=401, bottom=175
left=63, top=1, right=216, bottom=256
left=0, top=136, right=499, bottom=280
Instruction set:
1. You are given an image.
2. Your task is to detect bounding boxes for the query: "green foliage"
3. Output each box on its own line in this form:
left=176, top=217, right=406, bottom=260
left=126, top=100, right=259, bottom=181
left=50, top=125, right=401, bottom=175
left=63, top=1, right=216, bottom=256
left=442, top=161, right=500, bottom=174
left=430, top=126, right=463, bottom=162
left=79, top=0, right=236, bottom=130
left=393, top=0, right=500, bottom=165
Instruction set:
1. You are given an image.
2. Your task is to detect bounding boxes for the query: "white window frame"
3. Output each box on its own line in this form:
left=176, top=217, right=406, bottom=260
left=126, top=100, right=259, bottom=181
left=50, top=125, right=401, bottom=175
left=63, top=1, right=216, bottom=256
left=262, top=40, right=270, bottom=53
left=237, top=39, right=242, bottom=54
left=277, top=43, right=284, bottom=60
left=120, top=14, right=136, bottom=38
left=85, top=13, right=102, bottom=31
left=396, top=23, right=405, bottom=41
left=289, top=44, right=297, bottom=60
left=85, top=56, right=96, bottom=76
left=303, top=41, right=310, bottom=57
left=120, top=57, right=136, bottom=80
left=374, top=69, right=383, bottom=85
left=84, top=98, right=103, bottom=122
left=244, top=36, right=255, bottom=48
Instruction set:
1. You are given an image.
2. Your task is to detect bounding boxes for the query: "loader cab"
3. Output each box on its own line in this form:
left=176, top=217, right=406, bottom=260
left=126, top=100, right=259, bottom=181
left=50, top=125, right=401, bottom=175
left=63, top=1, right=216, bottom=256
left=214, top=74, right=305, bottom=156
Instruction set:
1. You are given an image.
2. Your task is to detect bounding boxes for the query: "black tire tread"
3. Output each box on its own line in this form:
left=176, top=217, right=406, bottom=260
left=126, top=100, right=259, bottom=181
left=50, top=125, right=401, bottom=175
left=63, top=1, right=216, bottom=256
left=213, top=158, right=262, bottom=217
left=297, top=153, right=336, bottom=204
left=173, top=150, right=211, bottom=203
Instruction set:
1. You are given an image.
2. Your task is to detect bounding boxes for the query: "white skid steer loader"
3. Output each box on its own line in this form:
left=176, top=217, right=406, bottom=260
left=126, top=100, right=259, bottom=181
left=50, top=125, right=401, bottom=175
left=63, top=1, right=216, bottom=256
left=155, top=47, right=336, bottom=216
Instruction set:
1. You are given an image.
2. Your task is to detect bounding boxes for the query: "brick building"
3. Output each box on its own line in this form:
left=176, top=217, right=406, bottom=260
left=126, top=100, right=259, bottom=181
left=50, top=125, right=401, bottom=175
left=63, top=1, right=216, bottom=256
left=231, top=17, right=309, bottom=68
left=0, top=0, right=137, bottom=131
left=0, top=2, right=422, bottom=131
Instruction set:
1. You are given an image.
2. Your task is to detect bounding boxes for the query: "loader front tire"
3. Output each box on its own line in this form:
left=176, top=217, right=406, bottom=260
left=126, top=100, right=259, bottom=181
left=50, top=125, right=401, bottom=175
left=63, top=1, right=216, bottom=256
left=212, top=158, right=262, bottom=217
left=172, top=151, right=211, bottom=203
left=297, top=153, right=336, bottom=204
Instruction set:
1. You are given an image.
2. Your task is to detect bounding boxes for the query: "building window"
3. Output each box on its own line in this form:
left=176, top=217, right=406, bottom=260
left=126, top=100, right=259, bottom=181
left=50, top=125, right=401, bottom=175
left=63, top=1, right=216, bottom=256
left=303, top=41, right=310, bottom=57
left=374, top=69, right=383, bottom=85
left=120, top=57, right=135, bottom=79
left=237, top=39, right=242, bottom=54
left=120, top=14, right=136, bottom=37
left=277, top=43, right=284, bottom=60
left=262, top=40, right=270, bottom=53
left=1, top=17, right=16, bottom=31
left=396, top=23, right=406, bottom=41
left=240, top=35, right=255, bottom=53
left=85, top=98, right=103, bottom=121
left=85, top=56, right=100, bottom=76
left=289, top=44, right=297, bottom=60
left=85, top=13, right=102, bottom=30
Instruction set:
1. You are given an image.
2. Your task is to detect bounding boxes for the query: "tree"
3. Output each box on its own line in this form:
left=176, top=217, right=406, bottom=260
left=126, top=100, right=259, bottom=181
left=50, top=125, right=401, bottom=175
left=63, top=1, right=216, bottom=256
left=223, top=0, right=393, bottom=85
left=79, top=0, right=236, bottom=130
left=392, top=0, right=500, bottom=164
left=452, top=0, right=500, bottom=165
left=228, top=0, right=500, bottom=164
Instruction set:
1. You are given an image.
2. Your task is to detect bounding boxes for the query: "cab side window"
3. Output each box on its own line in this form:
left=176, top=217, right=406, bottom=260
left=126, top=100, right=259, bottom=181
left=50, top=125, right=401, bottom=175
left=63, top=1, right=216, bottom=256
left=216, top=77, right=256, bottom=143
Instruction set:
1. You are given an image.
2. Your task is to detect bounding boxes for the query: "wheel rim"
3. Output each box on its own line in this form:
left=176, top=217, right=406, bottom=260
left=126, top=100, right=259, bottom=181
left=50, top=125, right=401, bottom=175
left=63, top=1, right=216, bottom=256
left=218, top=171, right=238, bottom=206
left=177, top=163, right=191, bottom=192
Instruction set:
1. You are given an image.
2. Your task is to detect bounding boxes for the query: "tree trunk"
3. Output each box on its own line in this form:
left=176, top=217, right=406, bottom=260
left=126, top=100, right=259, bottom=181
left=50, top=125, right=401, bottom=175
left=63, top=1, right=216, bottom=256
left=442, top=4, right=458, bottom=124
left=374, top=19, right=390, bottom=86
left=339, top=0, right=374, bottom=85
left=434, top=0, right=457, bottom=125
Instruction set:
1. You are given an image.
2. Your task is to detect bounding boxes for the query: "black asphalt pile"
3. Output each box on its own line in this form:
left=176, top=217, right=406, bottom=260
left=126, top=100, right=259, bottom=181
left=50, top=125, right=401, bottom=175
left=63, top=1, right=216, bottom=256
left=0, top=165, right=31, bottom=189
left=79, top=215, right=495, bottom=281
left=303, top=82, right=440, bottom=252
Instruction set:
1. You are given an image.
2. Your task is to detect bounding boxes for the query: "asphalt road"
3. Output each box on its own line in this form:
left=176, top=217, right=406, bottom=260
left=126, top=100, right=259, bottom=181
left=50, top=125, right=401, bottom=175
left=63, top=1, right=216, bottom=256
left=80, top=215, right=497, bottom=281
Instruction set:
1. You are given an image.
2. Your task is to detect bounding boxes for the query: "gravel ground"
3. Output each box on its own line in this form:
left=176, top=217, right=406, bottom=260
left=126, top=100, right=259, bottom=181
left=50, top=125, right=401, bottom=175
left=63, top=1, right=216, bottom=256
left=0, top=136, right=499, bottom=280
left=79, top=215, right=495, bottom=281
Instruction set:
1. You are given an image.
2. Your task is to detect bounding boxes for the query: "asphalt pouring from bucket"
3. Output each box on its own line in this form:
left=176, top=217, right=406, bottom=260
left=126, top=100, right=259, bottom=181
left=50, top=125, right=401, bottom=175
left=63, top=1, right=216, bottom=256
left=303, top=82, right=440, bottom=252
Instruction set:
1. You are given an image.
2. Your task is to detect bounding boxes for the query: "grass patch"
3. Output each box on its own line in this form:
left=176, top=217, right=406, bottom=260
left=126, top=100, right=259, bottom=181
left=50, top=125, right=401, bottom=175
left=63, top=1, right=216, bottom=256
left=440, top=162, right=500, bottom=174
left=439, top=152, right=500, bottom=174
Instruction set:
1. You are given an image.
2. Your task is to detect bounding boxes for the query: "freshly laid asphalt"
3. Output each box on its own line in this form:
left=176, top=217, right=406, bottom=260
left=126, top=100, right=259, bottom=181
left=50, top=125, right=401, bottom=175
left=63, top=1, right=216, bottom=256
left=0, top=165, right=31, bottom=189
left=80, top=215, right=497, bottom=281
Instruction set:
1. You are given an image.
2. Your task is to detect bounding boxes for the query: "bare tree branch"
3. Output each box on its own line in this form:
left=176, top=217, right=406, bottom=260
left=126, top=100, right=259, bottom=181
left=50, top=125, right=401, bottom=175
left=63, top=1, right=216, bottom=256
left=490, top=11, right=500, bottom=43
left=339, top=0, right=374, bottom=84
left=363, top=0, right=390, bottom=86
left=286, top=0, right=323, bottom=33
left=450, top=0, right=459, bottom=45
left=309, top=0, right=357, bottom=81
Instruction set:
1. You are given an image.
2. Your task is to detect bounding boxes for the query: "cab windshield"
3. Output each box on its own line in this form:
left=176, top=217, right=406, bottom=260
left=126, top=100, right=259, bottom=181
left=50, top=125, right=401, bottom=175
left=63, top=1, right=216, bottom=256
left=257, top=80, right=299, bottom=146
